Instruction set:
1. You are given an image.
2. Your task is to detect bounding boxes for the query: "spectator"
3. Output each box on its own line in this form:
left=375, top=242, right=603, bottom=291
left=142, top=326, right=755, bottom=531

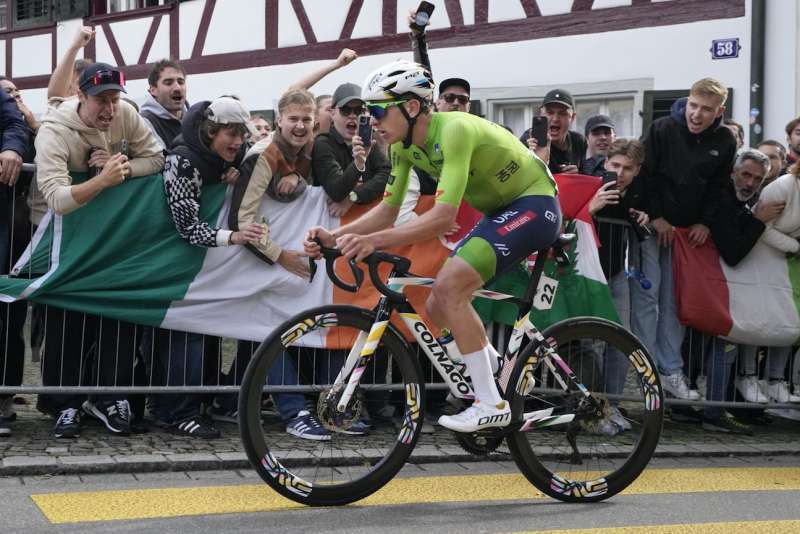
left=436, top=78, right=471, bottom=113
left=160, top=96, right=263, bottom=437
left=581, top=114, right=616, bottom=176
left=281, top=48, right=357, bottom=135
left=251, top=113, right=272, bottom=141
left=785, top=116, right=800, bottom=166
left=723, top=118, right=744, bottom=149
left=757, top=139, right=788, bottom=188
left=703, top=149, right=781, bottom=433
left=141, top=59, right=188, bottom=149
left=229, top=89, right=357, bottom=440
left=520, top=89, right=587, bottom=175
left=587, top=138, right=647, bottom=435
left=633, top=77, right=736, bottom=401
left=47, top=26, right=95, bottom=99
left=0, top=82, right=29, bottom=438
left=312, top=82, right=391, bottom=217
left=315, top=94, right=333, bottom=134
left=34, top=63, right=163, bottom=438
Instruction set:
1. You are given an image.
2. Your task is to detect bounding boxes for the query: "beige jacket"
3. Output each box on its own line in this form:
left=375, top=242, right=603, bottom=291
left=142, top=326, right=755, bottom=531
left=34, top=97, right=164, bottom=214
left=757, top=173, right=800, bottom=253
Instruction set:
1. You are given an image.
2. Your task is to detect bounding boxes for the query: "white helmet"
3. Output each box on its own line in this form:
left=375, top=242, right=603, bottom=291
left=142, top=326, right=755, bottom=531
left=361, top=60, right=434, bottom=102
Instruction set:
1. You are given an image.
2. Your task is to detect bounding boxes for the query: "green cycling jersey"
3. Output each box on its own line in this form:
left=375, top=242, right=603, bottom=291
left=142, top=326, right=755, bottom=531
left=383, top=112, right=557, bottom=213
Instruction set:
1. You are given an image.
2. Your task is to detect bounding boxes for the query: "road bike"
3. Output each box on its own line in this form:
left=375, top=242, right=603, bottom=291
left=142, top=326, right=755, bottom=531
left=239, top=233, right=663, bottom=506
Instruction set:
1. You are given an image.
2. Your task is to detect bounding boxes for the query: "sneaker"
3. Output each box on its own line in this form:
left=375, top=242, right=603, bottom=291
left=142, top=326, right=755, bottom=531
left=82, top=399, right=131, bottom=435
left=660, top=372, right=701, bottom=401
left=767, top=380, right=800, bottom=403
left=0, top=396, right=17, bottom=422
left=54, top=408, right=81, bottom=438
left=207, top=404, right=238, bottom=424
left=339, top=417, right=371, bottom=436
left=286, top=410, right=331, bottom=441
left=608, top=405, right=632, bottom=431
left=702, top=414, right=754, bottom=436
left=695, top=375, right=706, bottom=400
left=736, top=375, right=768, bottom=403
left=174, top=416, right=221, bottom=439
left=438, top=400, right=511, bottom=433
left=0, top=423, right=9, bottom=437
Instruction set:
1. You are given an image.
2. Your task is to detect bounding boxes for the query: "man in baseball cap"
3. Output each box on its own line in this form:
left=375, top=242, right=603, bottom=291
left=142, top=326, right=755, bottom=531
left=581, top=114, right=617, bottom=176
left=78, top=62, right=126, bottom=97
left=437, top=77, right=471, bottom=113
left=521, top=88, right=587, bottom=175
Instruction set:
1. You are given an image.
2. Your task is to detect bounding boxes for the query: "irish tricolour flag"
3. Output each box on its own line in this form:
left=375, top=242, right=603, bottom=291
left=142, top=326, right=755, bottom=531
left=0, top=173, right=617, bottom=345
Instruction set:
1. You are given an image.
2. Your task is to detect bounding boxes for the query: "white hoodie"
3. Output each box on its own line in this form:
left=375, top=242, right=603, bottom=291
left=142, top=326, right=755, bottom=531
left=34, top=97, right=164, bottom=214
left=757, top=172, right=800, bottom=253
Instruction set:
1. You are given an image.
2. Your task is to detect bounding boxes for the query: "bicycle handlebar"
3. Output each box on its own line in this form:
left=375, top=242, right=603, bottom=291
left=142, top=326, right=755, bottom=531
left=308, top=239, right=412, bottom=301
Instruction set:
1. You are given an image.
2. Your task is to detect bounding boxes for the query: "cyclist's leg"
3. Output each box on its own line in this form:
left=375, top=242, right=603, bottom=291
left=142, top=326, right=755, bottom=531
left=434, top=195, right=561, bottom=432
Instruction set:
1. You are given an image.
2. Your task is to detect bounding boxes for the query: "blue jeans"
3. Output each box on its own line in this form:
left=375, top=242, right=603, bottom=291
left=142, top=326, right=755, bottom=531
left=604, top=271, right=631, bottom=399
left=703, top=338, right=738, bottom=420
left=630, top=238, right=685, bottom=375
left=151, top=331, right=204, bottom=423
left=738, top=345, right=791, bottom=379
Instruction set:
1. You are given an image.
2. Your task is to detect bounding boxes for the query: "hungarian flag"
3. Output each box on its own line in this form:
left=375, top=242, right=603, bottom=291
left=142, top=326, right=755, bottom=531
left=672, top=228, right=800, bottom=346
left=0, top=172, right=617, bottom=346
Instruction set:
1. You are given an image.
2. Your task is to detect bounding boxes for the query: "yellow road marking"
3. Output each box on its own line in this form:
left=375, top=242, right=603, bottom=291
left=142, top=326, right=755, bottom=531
left=510, top=519, right=800, bottom=533
left=32, top=467, right=800, bottom=524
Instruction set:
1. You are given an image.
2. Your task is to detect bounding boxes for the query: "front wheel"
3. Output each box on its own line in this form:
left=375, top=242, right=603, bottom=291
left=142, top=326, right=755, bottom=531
left=238, top=304, right=425, bottom=506
left=506, top=317, right=663, bottom=502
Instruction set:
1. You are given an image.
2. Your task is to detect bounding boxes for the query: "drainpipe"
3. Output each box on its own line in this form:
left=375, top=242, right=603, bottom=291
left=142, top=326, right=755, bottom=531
left=749, top=0, right=766, bottom=146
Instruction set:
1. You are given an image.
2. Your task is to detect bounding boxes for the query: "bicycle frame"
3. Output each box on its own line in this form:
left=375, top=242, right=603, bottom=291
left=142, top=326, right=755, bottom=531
left=329, top=272, right=596, bottom=432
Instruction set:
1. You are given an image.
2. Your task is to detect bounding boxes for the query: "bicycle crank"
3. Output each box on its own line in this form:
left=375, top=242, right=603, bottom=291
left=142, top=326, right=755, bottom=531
left=453, top=429, right=505, bottom=456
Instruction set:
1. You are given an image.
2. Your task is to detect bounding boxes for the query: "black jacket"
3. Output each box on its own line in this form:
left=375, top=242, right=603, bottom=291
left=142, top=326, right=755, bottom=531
left=709, top=185, right=765, bottom=266
left=520, top=129, right=587, bottom=175
left=594, top=177, right=647, bottom=279
left=641, top=97, right=736, bottom=228
left=311, top=126, right=391, bottom=203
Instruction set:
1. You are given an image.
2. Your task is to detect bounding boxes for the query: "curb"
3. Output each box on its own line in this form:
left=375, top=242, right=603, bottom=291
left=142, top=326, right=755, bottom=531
left=2, top=446, right=800, bottom=478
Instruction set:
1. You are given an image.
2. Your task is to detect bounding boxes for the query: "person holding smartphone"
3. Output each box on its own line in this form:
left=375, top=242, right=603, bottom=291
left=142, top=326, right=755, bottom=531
left=311, top=82, right=391, bottom=218
left=520, top=89, right=587, bottom=175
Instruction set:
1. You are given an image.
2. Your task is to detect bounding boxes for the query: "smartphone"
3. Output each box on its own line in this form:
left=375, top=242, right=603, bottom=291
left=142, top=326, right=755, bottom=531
left=531, top=116, right=549, bottom=147
left=358, top=115, right=372, bottom=146
left=411, top=1, right=435, bottom=32
left=601, top=170, right=618, bottom=187
left=119, top=139, right=129, bottom=157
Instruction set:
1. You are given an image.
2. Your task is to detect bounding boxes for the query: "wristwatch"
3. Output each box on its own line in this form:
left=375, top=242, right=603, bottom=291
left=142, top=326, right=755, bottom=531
left=349, top=191, right=359, bottom=203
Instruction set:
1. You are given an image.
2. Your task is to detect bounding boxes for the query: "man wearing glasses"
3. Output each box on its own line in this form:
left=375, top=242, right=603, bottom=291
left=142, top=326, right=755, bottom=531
left=311, top=82, right=391, bottom=218
left=306, top=61, right=560, bottom=432
left=34, top=62, right=163, bottom=439
left=436, top=78, right=471, bottom=114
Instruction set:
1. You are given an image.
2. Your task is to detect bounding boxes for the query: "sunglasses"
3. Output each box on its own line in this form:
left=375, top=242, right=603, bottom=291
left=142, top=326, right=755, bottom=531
left=366, top=100, right=408, bottom=120
left=82, top=69, right=125, bottom=90
left=442, top=93, right=470, bottom=105
left=338, top=105, right=366, bottom=117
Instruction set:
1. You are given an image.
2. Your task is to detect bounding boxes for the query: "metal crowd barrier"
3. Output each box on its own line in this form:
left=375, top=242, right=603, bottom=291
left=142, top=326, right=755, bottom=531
left=0, top=168, right=799, bottom=418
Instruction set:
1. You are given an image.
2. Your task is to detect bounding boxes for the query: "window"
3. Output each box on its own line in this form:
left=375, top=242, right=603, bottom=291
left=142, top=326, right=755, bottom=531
left=14, top=0, right=50, bottom=27
left=493, top=95, right=636, bottom=138
left=107, top=0, right=163, bottom=13
left=0, top=1, right=6, bottom=29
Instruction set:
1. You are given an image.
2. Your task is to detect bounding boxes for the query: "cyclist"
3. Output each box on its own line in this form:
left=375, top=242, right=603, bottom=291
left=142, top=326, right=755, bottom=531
left=304, top=60, right=561, bottom=433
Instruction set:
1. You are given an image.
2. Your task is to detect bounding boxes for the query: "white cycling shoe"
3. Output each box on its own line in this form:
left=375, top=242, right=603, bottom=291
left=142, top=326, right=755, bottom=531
left=438, top=400, right=511, bottom=433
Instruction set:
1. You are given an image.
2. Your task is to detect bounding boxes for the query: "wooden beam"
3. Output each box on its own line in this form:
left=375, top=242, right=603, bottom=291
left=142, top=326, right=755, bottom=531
left=339, top=0, right=364, bottom=40
left=190, top=0, right=216, bottom=59
left=290, top=0, right=317, bottom=45
left=137, top=15, right=162, bottom=65
left=101, top=22, right=126, bottom=66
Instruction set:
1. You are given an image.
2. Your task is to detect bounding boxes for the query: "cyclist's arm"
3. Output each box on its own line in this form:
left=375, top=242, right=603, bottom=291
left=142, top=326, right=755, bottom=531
left=331, top=201, right=399, bottom=238
left=367, top=202, right=457, bottom=249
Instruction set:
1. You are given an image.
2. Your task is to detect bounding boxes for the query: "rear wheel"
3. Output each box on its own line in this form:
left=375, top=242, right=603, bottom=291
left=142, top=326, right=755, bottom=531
left=239, top=305, right=425, bottom=506
left=506, top=317, right=663, bottom=502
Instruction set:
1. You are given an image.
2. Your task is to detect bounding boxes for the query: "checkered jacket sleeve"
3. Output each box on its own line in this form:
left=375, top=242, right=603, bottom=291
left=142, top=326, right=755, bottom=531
left=163, top=153, right=220, bottom=247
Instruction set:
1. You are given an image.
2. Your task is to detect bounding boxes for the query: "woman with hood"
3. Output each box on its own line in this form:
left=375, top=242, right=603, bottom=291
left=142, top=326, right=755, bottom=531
left=155, top=96, right=263, bottom=438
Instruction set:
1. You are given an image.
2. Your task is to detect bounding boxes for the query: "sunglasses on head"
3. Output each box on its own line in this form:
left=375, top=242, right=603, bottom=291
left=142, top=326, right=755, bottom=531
left=338, top=105, right=365, bottom=117
left=82, top=69, right=125, bottom=90
left=442, top=93, right=470, bottom=105
left=366, top=100, right=408, bottom=120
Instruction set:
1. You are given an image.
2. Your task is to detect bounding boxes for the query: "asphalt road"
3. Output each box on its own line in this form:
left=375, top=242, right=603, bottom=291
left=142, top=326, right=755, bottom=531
left=2, top=456, right=800, bottom=533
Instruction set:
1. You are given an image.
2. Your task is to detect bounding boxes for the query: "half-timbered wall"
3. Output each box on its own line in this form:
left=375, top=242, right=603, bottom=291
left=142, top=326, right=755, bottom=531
left=6, top=0, right=796, bottom=141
